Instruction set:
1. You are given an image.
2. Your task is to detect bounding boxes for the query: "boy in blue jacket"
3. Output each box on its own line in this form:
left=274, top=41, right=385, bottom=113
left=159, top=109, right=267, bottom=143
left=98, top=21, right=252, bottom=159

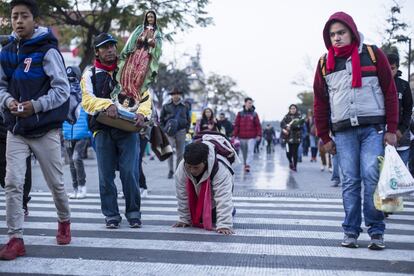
left=0, top=0, right=71, bottom=260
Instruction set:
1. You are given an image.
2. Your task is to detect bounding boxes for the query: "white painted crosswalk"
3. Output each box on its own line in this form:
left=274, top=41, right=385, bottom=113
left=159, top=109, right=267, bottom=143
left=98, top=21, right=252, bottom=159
left=0, top=192, right=413, bottom=275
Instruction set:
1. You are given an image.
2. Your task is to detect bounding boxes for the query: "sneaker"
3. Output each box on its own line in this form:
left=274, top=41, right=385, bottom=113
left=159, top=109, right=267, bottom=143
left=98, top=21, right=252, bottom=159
left=320, top=165, right=326, bottom=172
left=244, top=165, right=250, bottom=173
left=341, top=234, right=359, bottom=248
left=328, top=167, right=333, bottom=173
left=106, top=220, right=120, bottom=229
left=331, top=179, right=340, bottom=187
left=77, top=186, right=87, bottom=199
left=289, top=163, right=294, bottom=170
left=368, top=234, right=385, bottom=250
left=167, top=170, right=174, bottom=179
left=69, top=190, right=78, bottom=199
left=232, top=207, right=236, bottom=217
left=0, top=238, right=26, bottom=260
left=141, top=189, right=148, bottom=198
left=129, top=218, right=142, bottom=228
left=56, top=220, right=71, bottom=245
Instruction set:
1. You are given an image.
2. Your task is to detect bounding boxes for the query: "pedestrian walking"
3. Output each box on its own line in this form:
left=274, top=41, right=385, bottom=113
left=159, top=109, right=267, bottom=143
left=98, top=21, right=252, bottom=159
left=196, top=107, right=220, bottom=133
left=387, top=53, right=412, bottom=166
left=318, top=139, right=332, bottom=172
left=62, top=66, right=91, bottom=199
left=313, top=11, right=398, bottom=250
left=0, top=0, right=72, bottom=260
left=233, top=97, right=262, bottom=172
left=306, top=110, right=318, bottom=162
left=160, top=88, right=191, bottom=179
left=281, top=104, right=304, bottom=172
left=81, top=32, right=150, bottom=229
left=217, top=112, right=233, bottom=138
left=263, top=124, right=276, bottom=154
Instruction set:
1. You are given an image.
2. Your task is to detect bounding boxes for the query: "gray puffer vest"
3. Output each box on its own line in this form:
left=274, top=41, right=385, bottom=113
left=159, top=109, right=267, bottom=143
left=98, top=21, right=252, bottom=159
left=324, top=44, right=385, bottom=132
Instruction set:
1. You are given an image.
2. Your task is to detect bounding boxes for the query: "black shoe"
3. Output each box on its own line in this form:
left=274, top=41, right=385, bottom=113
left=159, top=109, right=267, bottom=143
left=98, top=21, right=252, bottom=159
left=368, top=234, right=385, bottom=250
left=106, top=220, right=120, bottom=229
left=129, top=218, right=142, bottom=228
left=167, top=171, right=174, bottom=179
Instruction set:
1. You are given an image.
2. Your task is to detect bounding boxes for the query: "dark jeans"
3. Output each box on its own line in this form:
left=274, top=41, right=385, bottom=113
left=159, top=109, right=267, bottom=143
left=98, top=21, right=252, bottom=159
left=64, top=139, right=87, bottom=189
left=311, top=147, right=318, bottom=158
left=137, top=135, right=148, bottom=190
left=286, top=143, right=299, bottom=167
left=266, top=139, right=272, bottom=154
left=95, top=129, right=141, bottom=223
left=0, top=138, right=31, bottom=208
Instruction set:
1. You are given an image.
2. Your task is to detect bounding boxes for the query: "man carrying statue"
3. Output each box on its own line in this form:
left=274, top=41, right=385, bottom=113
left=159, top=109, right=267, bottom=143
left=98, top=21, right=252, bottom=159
left=81, top=11, right=162, bottom=229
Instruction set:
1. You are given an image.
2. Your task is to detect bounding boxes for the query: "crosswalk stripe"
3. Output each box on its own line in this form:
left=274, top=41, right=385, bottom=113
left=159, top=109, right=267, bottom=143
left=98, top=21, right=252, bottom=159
left=0, top=210, right=411, bottom=231
left=0, top=192, right=413, bottom=275
left=2, top=202, right=413, bottom=221
left=0, top=258, right=410, bottom=276
left=0, top=235, right=412, bottom=263
left=0, top=221, right=412, bottom=243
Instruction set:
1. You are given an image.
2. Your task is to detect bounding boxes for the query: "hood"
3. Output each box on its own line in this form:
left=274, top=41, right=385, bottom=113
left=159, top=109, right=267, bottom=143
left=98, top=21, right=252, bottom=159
left=11, top=26, right=58, bottom=48
left=323, top=11, right=360, bottom=50
left=184, top=142, right=216, bottom=185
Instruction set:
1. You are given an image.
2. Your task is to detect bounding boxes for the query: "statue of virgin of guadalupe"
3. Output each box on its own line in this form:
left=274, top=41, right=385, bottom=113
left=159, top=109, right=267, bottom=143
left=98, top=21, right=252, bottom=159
left=114, top=10, right=162, bottom=112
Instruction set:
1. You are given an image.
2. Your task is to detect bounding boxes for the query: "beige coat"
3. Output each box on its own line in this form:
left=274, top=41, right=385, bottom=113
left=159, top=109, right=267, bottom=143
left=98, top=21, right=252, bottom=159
left=175, top=142, right=234, bottom=229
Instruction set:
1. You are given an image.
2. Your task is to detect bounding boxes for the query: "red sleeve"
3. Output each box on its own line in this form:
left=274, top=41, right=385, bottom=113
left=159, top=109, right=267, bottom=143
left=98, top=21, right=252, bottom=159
left=233, top=113, right=240, bottom=137
left=375, top=47, right=398, bottom=133
left=255, top=113, right=262, bottom=137
left=313, top=62, right=332, bottom=144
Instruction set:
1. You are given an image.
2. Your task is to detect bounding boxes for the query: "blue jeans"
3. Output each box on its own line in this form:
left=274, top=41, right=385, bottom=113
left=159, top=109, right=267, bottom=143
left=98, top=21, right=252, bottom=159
left=95, top=129, right=141, bottom=223
left=335, top=125, right=385, bottom=236
left=331, top=154, right=340, bottom=182
left=397, top=149, right=410, bottom=166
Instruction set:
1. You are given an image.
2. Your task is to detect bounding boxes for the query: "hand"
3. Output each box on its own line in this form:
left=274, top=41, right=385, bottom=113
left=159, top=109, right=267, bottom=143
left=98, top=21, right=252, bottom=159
left=396, top=130, right=403, bottom=142
left=12, top=101, right=34, bottom=118
left=323, top=140, right=336, bottom=155
left=172, top=221, right=190, bottom=228
left=8, top=100, right=18, bottom=113
left=135, top=113, right=145, bottom=128
left=216, top=228, right=234, bottom=235
left=105, top=104, right=118, bottom=119
left=384, top=132, right=397, bottom=146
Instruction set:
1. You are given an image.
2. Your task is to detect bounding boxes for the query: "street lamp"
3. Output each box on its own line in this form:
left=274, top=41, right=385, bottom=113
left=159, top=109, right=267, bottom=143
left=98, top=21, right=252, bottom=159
left=391, top=35, right=412, bottom=82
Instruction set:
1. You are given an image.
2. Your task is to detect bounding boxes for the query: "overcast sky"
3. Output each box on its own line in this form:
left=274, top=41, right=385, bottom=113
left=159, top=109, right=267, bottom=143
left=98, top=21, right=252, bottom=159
left=161, top=0, right=414, bottom=121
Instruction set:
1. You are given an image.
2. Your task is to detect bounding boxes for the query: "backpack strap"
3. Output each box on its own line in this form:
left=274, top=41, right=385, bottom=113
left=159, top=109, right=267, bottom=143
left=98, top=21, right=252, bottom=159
left=319, top=54, right=327, bottom=77
left=210, top=158, right=234, bottom=182
left=366, top=45, right=377, bottom=65
left=91, top=66, right=97, bottom=95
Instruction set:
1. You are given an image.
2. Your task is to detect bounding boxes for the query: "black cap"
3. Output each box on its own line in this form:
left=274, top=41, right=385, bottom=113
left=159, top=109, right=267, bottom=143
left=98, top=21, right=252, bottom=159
left=94, top=33, right=117, bottom=49
left=169, top=87, right=183, bottom=95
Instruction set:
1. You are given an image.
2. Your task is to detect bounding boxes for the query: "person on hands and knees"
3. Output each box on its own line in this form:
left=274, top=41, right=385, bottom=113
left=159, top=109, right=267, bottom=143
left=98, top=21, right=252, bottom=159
left=313, top=12, right=398, bottom=250
left=173, top=142, right=235, bottom=235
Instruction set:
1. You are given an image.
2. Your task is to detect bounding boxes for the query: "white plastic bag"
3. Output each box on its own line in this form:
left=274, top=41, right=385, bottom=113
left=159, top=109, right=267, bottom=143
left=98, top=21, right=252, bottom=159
left=377, top=145, right=414, bottom=198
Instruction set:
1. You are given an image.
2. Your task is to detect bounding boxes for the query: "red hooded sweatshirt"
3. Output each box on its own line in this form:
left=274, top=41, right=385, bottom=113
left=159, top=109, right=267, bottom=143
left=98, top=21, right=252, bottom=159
left=313, top=12, right=398, bottom=144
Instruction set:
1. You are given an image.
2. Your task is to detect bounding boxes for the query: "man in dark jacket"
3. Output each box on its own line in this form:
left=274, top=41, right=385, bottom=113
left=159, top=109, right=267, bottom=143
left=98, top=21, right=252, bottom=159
left=387, top=53, right=413, bottom=165
left=160, top=88, right=190, bottom=178
left=218, top=112, right=233, bottom=138
left=233, top=97, right=262, bottom=172
left=313, top=12, right=398, bottom=250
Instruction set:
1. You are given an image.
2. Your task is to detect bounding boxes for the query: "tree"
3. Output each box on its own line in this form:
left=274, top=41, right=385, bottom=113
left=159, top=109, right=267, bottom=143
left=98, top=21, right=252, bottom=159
left=152, top=62, right=190, bottom=110
left=296, top=91, right=314, bottom=114
left=205, top=73, right=247, bottom=118
left=381, top=0, right=413, bottom=67
left=0, top=0, right=213, bottom=70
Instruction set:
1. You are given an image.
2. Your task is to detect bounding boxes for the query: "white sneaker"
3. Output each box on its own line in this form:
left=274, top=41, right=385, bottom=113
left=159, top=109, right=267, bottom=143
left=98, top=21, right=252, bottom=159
left=328, top=167, right=333, bottom=173
left=69, top=190, right=78, bottom=199
left=77, top=186, right=87, bottom=199
left=141, top=189, right=148, bottom=198
left=320, top=166, right=326, bottom=171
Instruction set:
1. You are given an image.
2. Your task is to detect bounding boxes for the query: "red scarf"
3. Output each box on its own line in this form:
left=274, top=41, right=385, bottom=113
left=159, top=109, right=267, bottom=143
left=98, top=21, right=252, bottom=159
left=94, top=59, right=117, bottom=72
left=327, top=42, right=361, bottom=88
left=186, top=177, right=213, bottom=231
